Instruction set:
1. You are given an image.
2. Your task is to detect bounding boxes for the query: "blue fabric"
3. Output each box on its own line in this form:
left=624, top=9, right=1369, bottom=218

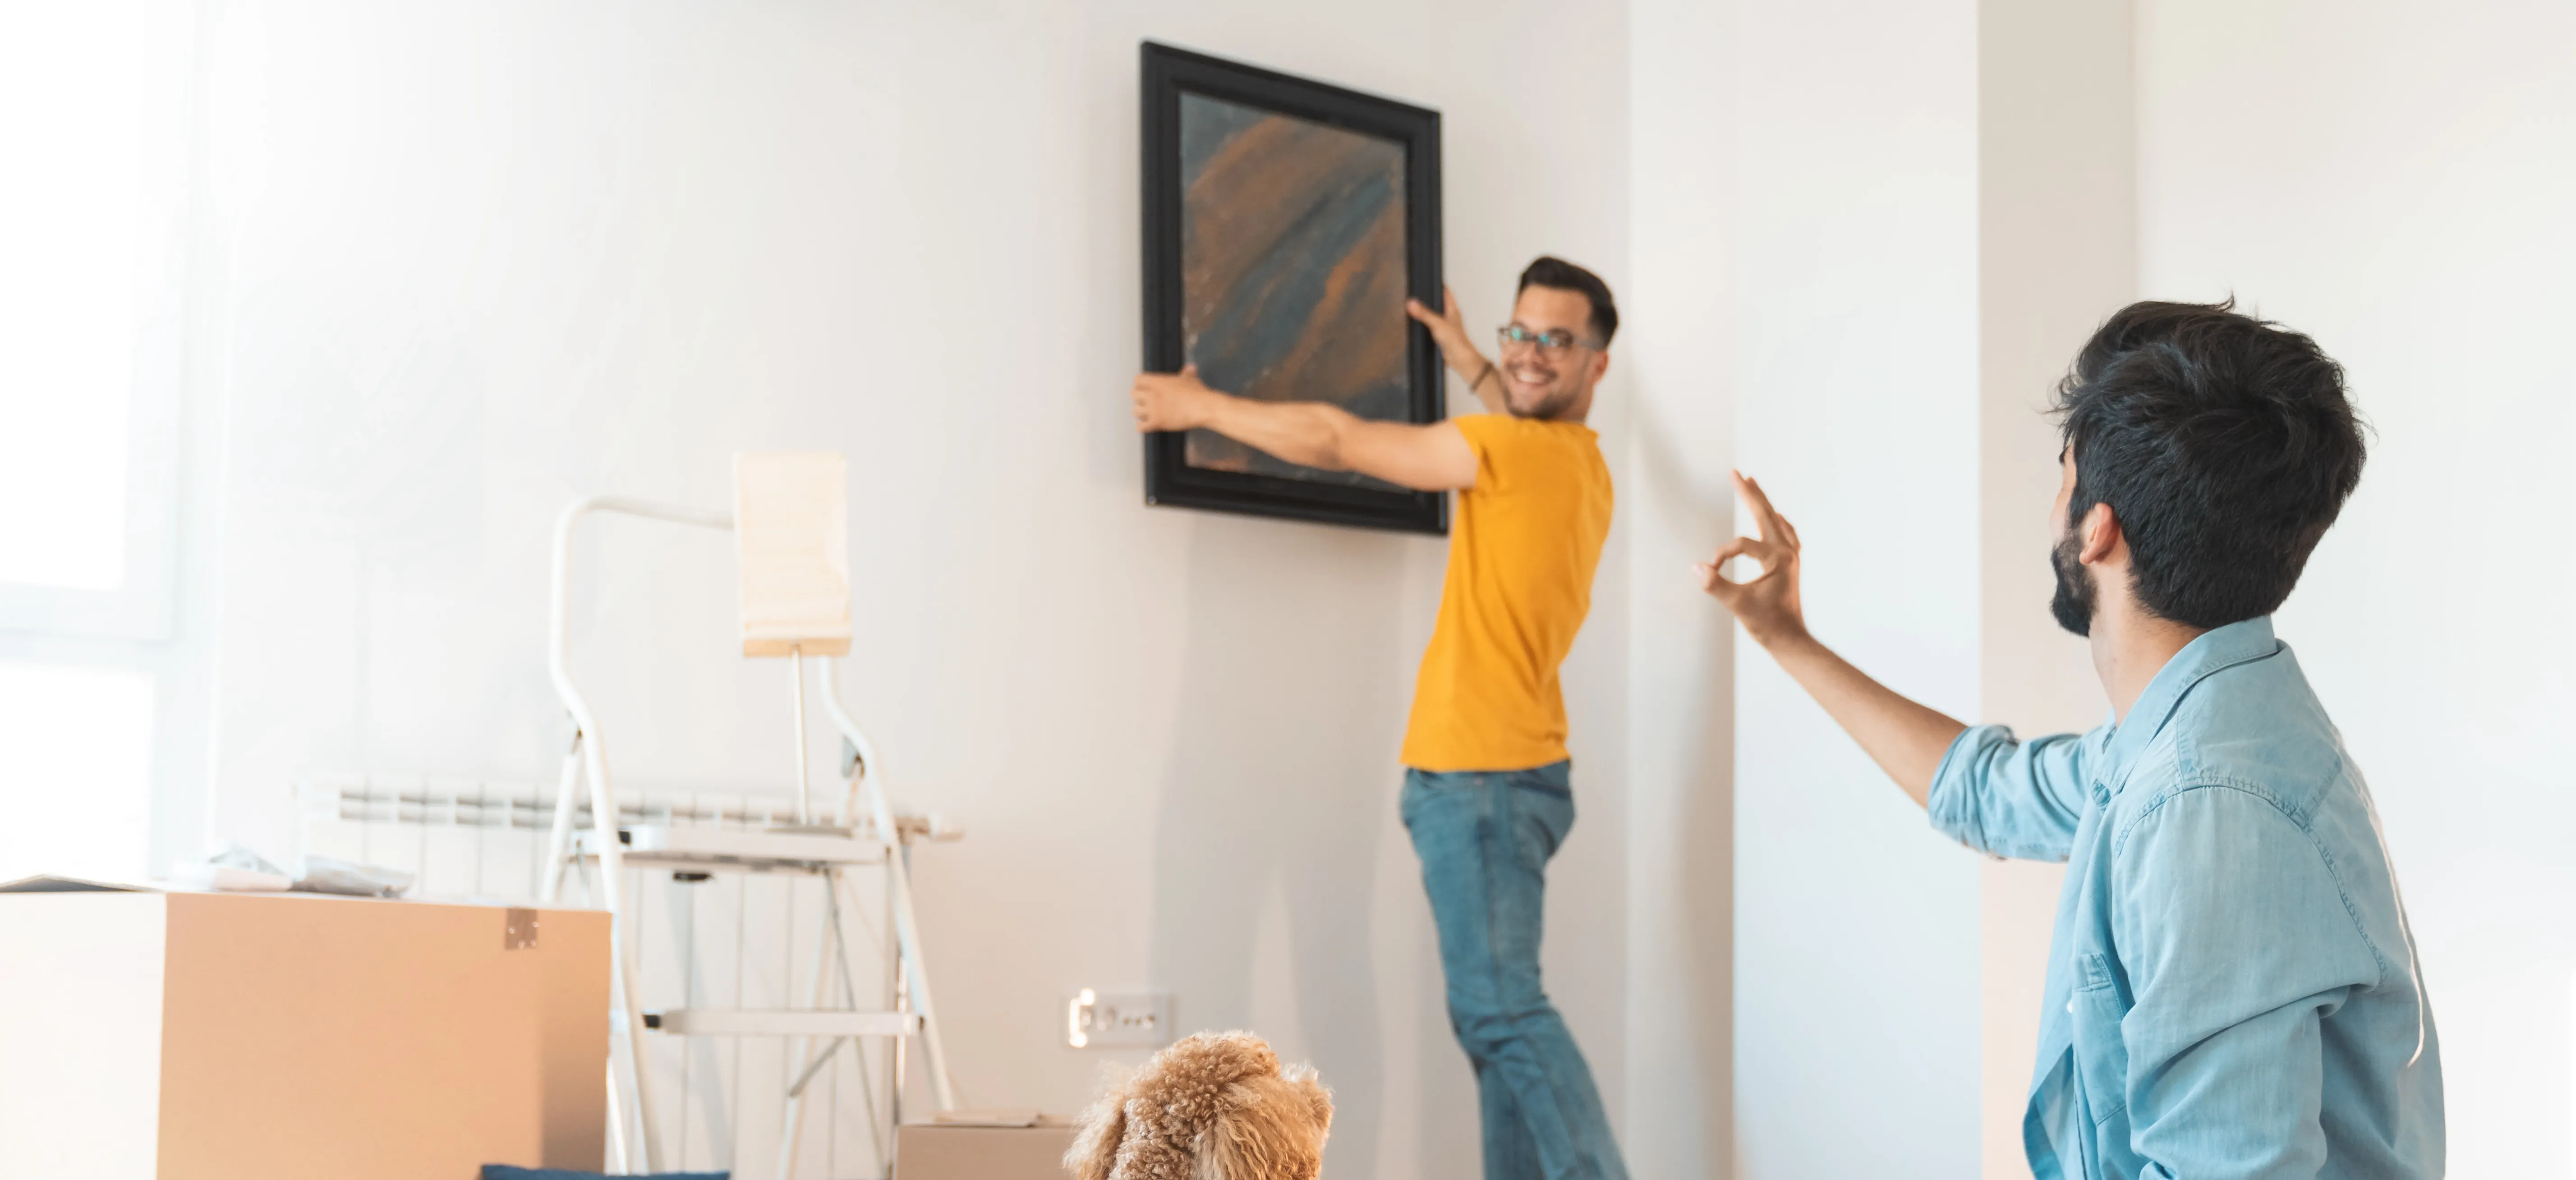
left=1929, top=617, right=2443, bottom=1179
left=1402, top=761, right=1627, bottom=1180
left=481, top=1168, right=726, bottom=1180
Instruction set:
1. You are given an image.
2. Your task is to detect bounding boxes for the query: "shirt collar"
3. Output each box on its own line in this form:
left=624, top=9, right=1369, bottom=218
left=2101, top=615, right=2285, bottom=777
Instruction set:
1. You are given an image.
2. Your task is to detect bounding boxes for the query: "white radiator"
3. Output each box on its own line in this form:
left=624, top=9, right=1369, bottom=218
left=295, top=775, right=907, bottom=1179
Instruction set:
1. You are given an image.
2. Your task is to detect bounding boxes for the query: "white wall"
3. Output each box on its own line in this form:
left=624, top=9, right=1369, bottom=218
left=182, top=3, right=1630, bottom=1177
left=1625, top=1, right=1739, bottom=1175
left=1720, top=1, right=1986, bottom=1176
left=124, top=3, right=2005, bottom=1173
left=1976, top=0, right=2127, bottom=1175
left=2138, top=2, right=2576, bottom=1174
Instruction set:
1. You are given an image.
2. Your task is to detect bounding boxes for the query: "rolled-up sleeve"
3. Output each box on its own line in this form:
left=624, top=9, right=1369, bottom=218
left=1925, top=724, right=2093, bottom=862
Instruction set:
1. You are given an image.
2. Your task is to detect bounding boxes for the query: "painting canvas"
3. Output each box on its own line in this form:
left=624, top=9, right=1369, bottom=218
left=1141, top=44, right=1445, bottom=533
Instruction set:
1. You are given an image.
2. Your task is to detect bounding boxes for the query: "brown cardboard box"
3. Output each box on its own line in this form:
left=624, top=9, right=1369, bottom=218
left=895, top=1124, right=1077, bottom=1179
left=0, top=888, right=608, bottom=1179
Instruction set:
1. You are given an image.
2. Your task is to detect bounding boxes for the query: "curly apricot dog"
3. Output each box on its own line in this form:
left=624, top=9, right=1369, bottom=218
left=1066, top=1031, right=1333, bottom=1180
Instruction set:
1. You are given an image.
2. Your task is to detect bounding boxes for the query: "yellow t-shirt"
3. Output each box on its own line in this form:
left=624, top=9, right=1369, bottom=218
left=1399, top=413, right=1615, bottom=771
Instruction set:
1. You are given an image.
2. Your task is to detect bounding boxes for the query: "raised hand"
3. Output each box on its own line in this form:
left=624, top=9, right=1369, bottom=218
left=1696, top=471, right=1809, bottom=649
left=1132, top=364, right=1220, bottom=433
left=1405, top=286, right=1485, bottom=377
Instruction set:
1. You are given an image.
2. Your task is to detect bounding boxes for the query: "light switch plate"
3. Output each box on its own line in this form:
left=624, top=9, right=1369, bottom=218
left=1065, top=989, right=1172, bottom=1048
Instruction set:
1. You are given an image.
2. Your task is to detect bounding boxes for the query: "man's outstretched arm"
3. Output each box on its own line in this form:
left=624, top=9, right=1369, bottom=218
left=1696, top=471, right=1966, bottom=807
left=1131, top=365, right=1478, bottom=492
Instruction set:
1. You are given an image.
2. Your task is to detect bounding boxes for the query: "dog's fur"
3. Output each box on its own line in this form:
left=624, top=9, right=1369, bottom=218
left=1065, top=1031, right=1333, bottom=1180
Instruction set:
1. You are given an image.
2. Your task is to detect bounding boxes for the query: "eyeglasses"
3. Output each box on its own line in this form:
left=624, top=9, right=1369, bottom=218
left=1497, top=323, right=1600, bottom=357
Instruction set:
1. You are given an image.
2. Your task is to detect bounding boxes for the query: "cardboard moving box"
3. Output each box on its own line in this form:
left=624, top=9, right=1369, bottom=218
left=0, top=887, right=608, bottom=1180
left=895, top=1123, right=1078, bottom=1179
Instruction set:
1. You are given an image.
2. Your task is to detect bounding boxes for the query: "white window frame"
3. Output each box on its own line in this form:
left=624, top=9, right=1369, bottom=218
left=0, top=0, right=196, bottom=642
left=0, top=398, right=182, bottom=640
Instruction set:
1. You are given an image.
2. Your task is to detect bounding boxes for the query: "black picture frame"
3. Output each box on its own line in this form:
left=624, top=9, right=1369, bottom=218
left=1140, top=42, right=1446, bottom=535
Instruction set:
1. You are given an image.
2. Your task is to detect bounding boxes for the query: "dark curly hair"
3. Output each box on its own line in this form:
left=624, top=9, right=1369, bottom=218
left=2054, top=299, right=2367, bottom=629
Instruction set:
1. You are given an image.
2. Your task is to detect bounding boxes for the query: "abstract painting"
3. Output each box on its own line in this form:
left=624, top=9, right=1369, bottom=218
left=1141, top=43, right=1445, bottom=534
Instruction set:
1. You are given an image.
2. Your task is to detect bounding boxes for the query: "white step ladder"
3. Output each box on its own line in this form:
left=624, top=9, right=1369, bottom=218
left=539, top=465, right=961, bottom=1176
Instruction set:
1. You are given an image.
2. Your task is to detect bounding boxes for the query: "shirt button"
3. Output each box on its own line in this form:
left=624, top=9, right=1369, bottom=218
left=2065, top=999, right=2075, bottom=1015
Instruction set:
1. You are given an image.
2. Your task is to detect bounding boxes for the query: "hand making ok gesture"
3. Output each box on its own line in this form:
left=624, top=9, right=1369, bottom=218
left=1695, top=470, right=1809, bottom=651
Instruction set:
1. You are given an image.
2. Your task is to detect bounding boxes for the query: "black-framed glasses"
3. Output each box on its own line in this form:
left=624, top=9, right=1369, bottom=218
left=1497, top=323, right=1598, bottom=357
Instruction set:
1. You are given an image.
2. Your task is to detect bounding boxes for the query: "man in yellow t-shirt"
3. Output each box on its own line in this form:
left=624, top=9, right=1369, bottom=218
left=1131, top=257, right=1624, bottom=1180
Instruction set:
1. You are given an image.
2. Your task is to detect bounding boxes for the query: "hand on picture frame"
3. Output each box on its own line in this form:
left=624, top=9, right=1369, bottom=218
left=1406, top=286, right=1490, bottom=380
left=1133, top=365, right=1223, bottom=433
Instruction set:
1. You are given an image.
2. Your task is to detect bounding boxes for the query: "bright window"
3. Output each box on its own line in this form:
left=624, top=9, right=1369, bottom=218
left=0, top=0, right=180, bottom=884
left=0, top=3, right=143, bottom=592
left=0, top=662, right=156, bottom=883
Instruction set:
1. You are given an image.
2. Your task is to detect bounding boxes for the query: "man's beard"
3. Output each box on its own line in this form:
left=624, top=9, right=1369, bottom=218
left=2049, top=529, right=2095, bottom=637
left=1508, top=383, right=1578, bottom=421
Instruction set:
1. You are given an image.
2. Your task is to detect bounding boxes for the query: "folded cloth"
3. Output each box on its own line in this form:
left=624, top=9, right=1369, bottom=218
left=293, top=854, right=414, bottom=897
left=167, top=845, right=295, bottom=891
left=481, top=1168, right=727, bottom=1180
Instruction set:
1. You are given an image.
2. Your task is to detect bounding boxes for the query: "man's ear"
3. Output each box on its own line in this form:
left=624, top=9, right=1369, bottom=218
left=1588, top=348, right=1611, bottom=385
left=2078, top=501, right=2122, bottom=566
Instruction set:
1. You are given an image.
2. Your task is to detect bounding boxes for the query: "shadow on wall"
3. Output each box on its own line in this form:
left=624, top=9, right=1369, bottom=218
left=1146, top=514, right=1418, bottom=1180
left=1629, top=398, right=1738, bottom=1175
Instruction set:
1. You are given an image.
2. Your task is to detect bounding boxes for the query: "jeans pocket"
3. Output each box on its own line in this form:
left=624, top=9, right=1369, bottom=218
left=1502, top=759, right=1573, bottom=797
left=1507, top=788, right=1573, bottom=869
left=1399, top=773, right=1434, bottom=831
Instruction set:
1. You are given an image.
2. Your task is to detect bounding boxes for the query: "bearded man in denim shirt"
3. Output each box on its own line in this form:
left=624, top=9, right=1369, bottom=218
left=1697, top=301, right=2442, bottom=1178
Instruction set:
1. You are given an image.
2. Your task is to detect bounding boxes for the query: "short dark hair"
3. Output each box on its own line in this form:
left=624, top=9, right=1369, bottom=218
left=1517, top=256, right=1618, bottom=346
left=2054, top=299, right=2366, bottom=629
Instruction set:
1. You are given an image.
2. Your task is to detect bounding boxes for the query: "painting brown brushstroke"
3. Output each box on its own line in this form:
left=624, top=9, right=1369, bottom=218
left=1178, top=92, right=1408, bottom=487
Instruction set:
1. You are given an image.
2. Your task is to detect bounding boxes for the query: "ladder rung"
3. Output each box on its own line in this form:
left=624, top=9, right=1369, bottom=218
left=573, top=824, right=887, bottom=872
left=644, top=1009, right=922, bottom=1038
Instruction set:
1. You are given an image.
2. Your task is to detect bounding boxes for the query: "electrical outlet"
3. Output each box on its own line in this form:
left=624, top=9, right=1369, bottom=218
left=1065, top=988, right=1173, bottom=1048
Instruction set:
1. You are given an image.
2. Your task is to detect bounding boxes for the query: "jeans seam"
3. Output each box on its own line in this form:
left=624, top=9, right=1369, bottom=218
left=1408, top=766, right=1613, bottom=1180
left=1479, top=783, right=1565, bottom=1180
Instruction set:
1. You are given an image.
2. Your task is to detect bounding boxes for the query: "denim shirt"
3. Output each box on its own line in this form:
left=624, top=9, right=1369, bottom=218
left=1929, top=618, right=2443, bottom=1179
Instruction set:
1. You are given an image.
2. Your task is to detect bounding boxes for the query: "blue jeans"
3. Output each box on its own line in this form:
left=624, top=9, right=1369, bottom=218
left=1402, top=762, right=1628, bottom=1180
